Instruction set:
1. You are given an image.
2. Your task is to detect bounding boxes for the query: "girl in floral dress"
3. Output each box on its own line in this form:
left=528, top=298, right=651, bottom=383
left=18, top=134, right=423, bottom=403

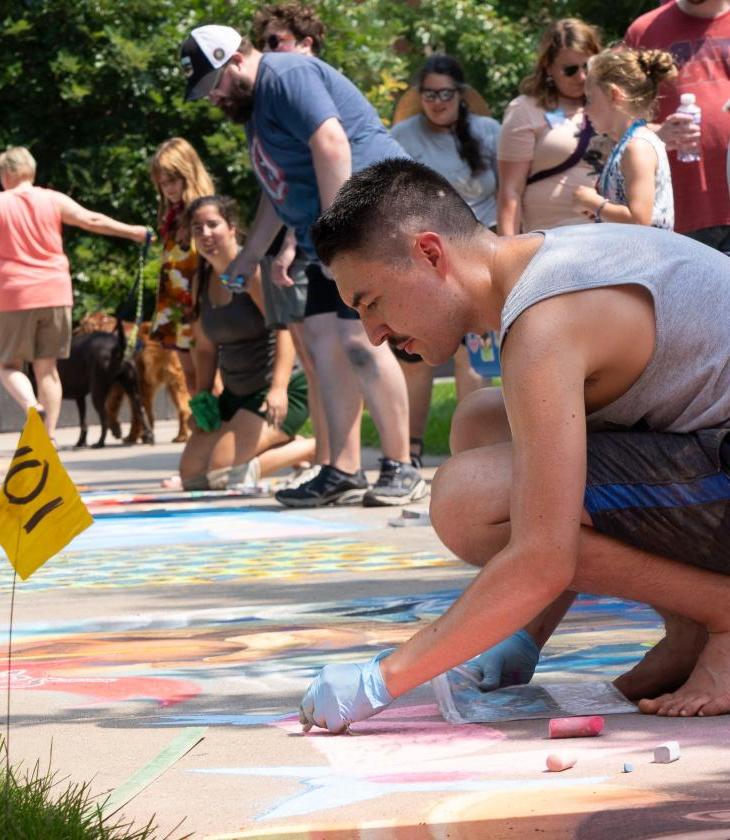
left=150, top=138, right=215, bottom=392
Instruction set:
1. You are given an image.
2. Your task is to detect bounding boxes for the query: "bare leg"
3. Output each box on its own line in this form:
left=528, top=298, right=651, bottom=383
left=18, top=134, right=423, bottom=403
left=400, top=358, right=433, bottom=460
left=573, top=529, right=730, bottom=715
left=290, top=322, right=328, bottom=464
left=302, top=312, right=362, bottom=473
left=431, top=438, right=730, bottom=715
left=449, top=386, right=512, bottom=454
left=337, top=318, right=410, bottom=463
left=258, top=436, right=317, bottom=477
left=0, top=360, right=41, bottom=415
left=613, top=611, right=707, bottom=701
left=104, top=382, right=125, bottom=440
left=453, top=344, right=489, bottom=403
left=176, top=348, right=196, bottom=396
left=32, top=357, right=62, bottom=438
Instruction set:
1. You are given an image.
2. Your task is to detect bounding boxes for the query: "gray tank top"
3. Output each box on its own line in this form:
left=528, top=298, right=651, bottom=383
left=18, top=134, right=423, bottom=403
left=199, top=277, right=276, bottom=396
left=500, top=224, right=730, bottom=432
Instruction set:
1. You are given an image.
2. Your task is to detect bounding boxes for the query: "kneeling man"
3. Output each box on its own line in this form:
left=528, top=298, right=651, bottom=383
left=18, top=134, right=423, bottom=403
left=300, top=158, right=730, bottom=733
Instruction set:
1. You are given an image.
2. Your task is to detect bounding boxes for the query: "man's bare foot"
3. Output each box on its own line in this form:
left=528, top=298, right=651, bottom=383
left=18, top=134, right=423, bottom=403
left=639, top=630, right=730, bottom=716
left=614, top=615, right=707, bottom=701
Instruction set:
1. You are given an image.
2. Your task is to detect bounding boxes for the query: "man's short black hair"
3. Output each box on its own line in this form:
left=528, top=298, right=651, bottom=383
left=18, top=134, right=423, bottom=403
left=311, top=158, right=480, bottom=266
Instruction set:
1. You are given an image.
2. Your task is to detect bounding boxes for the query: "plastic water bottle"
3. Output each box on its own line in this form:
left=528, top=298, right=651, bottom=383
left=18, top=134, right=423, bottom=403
left=675, top=93, right=701, bottom=163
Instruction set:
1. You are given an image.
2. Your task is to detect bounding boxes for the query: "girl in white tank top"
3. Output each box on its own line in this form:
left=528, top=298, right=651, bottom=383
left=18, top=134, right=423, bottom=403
left=572, top=46, right=677, bottom=230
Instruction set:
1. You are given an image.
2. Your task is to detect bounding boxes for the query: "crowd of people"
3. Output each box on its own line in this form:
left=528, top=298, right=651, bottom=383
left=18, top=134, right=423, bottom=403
left=1, top=2, right=729, bottom=724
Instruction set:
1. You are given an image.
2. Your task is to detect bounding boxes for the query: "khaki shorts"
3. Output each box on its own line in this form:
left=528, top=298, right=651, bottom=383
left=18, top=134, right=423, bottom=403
left=260, top=256, right=308, bottom=329
left=0, top=306, right=72, bottom=363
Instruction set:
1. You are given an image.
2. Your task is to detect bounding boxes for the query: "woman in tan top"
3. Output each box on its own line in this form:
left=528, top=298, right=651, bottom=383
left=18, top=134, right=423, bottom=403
left=498, top=18, right=603, bottom=234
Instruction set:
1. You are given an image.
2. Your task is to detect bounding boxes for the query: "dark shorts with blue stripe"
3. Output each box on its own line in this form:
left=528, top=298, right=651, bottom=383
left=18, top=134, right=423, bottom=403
left=584, top=428, right=730, bottom=573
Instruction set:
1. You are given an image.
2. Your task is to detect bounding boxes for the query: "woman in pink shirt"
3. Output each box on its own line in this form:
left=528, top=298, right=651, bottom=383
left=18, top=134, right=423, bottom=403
left=0, top=147, right=148, bottom=440
left=497, top=18, right=604, bottom=234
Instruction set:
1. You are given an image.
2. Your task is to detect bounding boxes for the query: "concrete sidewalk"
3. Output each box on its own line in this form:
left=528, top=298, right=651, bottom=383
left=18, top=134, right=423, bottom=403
left=1, top=420, right=729, bottom=839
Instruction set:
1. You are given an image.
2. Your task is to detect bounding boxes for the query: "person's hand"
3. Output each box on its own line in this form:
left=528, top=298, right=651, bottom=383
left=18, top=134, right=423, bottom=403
left=573, top=184, right=601, bottom=217
left=452, top=630, right=539, bottom=692
left=271, top=255, right=296, bottom=288
left=262, top=385, right=288, bottom=428
left=656, top=112, right=701, bottom=153
left=132, top=225, right=154, bottom=244
left=221, top=251, right=256, bottom=294
left=300, top=649, right=395, bottom=733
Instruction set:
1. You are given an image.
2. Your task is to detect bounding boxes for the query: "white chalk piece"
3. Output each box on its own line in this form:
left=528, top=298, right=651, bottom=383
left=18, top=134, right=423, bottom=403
left=546, top=752, right=577, bottom=772
left=653, top=741, right=680, bottom=763
left=623, top=762, right=634, bottom=773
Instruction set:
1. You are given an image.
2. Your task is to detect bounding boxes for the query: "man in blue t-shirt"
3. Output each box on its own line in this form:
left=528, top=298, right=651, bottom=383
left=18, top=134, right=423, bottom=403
left=181, top=24, right=426, bottom=509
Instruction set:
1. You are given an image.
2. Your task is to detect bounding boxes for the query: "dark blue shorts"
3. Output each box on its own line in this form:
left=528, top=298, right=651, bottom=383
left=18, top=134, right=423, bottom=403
left=584, top=428, right=730, bottom=573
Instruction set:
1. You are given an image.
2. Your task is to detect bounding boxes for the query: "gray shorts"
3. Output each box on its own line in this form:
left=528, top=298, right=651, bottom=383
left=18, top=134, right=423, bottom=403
left=0, top=305, right=72, bottom=363
left=585, top=428, right=730, bottom=573
left=260, top=256, right=308, bottom=329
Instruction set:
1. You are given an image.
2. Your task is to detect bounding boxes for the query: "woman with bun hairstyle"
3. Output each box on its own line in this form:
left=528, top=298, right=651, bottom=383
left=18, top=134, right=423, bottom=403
left=573, top=47, right=677, bottom=229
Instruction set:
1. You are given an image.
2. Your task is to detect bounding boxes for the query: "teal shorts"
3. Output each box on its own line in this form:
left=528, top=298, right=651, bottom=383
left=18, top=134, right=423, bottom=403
left=218, top=370, right=309, bottom=437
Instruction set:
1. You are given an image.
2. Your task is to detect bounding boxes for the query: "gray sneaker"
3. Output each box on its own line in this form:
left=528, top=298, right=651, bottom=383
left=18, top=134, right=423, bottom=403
left=275, top=464, right=368, bottom=508
left=363, top=458, right=428, bottom=507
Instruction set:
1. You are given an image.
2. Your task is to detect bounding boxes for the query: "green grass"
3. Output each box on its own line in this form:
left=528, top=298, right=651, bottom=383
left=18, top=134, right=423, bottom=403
left=363, top=379, right=458, bottom=456
left=0, top=741, right=189, bottom=840
left=300, top=379, right=459, bottom=456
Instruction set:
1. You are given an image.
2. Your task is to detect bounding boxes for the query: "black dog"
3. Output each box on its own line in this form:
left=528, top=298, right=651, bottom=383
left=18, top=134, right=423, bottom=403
left=56, top=320, right=152, bottom=448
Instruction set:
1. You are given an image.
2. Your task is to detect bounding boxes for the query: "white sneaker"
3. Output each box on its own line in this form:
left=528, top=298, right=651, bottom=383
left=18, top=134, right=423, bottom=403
left=227, top=457, right=262, bottom=490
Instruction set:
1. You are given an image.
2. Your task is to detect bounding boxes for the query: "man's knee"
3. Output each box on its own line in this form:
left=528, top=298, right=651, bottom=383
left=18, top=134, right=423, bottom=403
left=337, top=327, right=377, bottom=372
left=344, top=343, right=375, bottom=371
left=430, top=451, right=507, bottom=566
left=450, top=387, right=509, bottom=454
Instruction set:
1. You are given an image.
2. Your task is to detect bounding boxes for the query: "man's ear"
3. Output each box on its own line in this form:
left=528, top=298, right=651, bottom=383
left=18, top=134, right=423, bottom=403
left=413, top=231, right=446, bottom=274
left=301, top=36, right=314, bottom=51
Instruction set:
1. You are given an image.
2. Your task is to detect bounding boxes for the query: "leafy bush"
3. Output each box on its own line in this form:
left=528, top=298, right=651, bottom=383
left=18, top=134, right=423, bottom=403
left=1, top=0, right=653, bottom=311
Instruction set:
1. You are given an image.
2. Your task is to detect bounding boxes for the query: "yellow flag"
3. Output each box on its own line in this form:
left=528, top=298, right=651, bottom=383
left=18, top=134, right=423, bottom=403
left=0, top=408, right=93, bottom=580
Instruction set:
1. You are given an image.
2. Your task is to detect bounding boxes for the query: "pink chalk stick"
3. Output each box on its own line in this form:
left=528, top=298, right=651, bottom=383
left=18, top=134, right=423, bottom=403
left=546, top=752, right=577, bottom=772
left=548, top=715, right=604, bottom=739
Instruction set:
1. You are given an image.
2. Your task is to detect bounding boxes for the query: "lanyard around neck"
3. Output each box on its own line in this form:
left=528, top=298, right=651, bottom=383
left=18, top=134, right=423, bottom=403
left=599, top=118, right=647, bottom=196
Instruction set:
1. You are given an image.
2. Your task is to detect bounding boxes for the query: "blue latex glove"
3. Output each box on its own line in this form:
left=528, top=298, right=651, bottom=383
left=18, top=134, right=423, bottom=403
left=453, top=630, right=540, bottom=692
left=299, top=649, right=395, bottom=733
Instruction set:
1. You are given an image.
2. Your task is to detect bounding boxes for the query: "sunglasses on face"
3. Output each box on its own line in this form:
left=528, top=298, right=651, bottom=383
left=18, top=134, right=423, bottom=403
left=265, top=33, right=297, bottom=51
left=420, top=87, right=458, bottom=103
left=561, top=62, right=588, bottom=78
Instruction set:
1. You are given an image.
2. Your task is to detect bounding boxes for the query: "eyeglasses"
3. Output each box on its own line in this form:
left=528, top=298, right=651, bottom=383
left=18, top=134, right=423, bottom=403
left=265, top=33, right=297, bottom=51
left=419, top=87, right=458, bottom=103
left=561, top=62, right=588, bottom=78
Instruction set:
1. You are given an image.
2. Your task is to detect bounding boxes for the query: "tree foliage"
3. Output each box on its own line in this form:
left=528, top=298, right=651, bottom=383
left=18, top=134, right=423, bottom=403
left=1, top=0, right=653, bottom=314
